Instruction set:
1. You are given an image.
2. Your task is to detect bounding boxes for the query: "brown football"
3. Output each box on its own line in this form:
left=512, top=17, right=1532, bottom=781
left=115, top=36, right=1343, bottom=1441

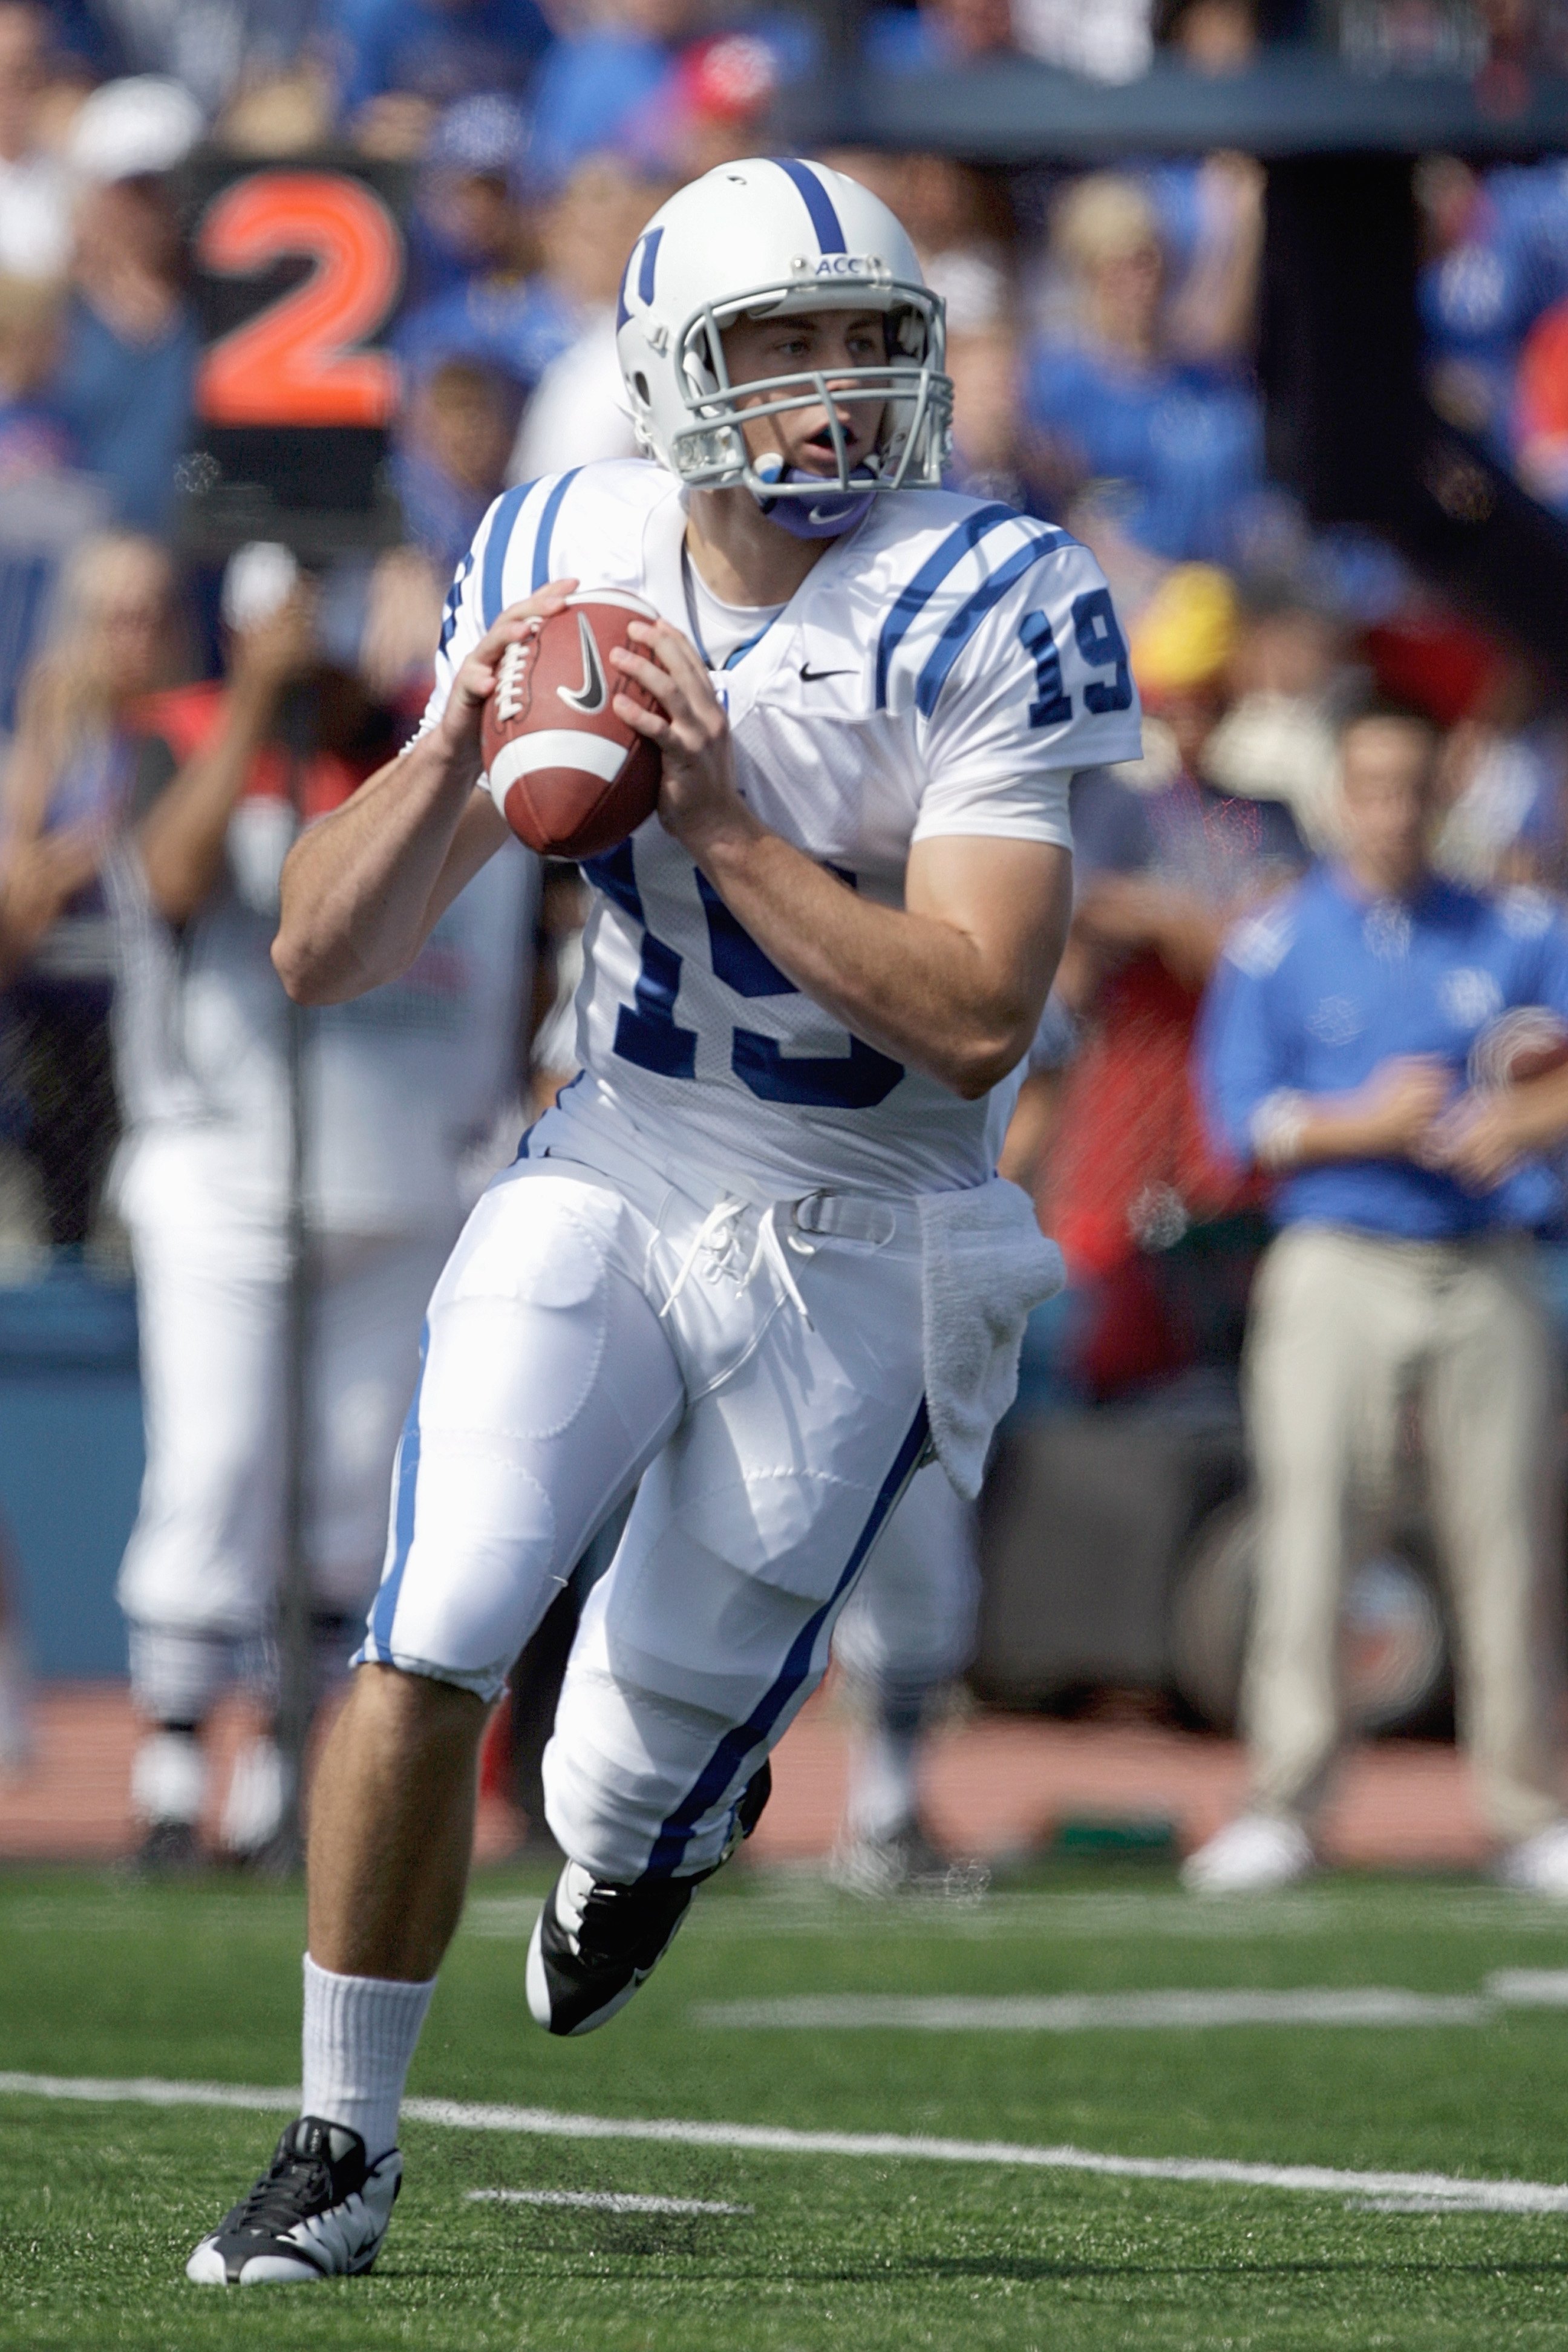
left=481, top=590, right=662, bottom=857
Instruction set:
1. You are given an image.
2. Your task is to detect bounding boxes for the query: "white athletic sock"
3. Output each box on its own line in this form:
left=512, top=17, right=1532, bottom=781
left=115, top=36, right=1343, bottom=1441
left=846, top=1716, right=922, bottom=1845
left=300, top=1954, right=436, bottom=2163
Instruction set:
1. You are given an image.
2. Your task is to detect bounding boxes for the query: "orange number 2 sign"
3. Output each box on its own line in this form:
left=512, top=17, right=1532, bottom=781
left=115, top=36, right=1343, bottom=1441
left=196, top=171, right=402, bottom=430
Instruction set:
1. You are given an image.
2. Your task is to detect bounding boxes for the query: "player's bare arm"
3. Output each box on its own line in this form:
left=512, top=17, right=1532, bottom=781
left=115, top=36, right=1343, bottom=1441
left=139, top=584, right=318, bottom=924
left=272, top=583, right=576, bottom=1004
left=613, top=615, right=1072, bottom=1099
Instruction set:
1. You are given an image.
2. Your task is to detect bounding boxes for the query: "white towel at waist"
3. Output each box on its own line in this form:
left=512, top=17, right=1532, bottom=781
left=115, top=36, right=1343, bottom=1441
left=916, top=1178, right=1065, bottom=1500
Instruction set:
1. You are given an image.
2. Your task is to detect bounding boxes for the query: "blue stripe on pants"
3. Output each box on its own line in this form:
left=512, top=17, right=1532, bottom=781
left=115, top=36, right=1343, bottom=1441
left=644, top=1398, right=932, bottom=1877
left=365, top=1321, right=429, bottom=1657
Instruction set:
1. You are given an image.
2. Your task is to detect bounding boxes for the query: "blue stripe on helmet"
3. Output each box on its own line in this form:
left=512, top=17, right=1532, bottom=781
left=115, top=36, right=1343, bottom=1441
left=775, top=157, right=846, bottom=255
left=617, top=226, right=665, bottom=328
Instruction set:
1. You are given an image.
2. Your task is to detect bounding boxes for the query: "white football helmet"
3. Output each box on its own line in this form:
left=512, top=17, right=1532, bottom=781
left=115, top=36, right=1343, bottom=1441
left=615, top=157, right=952, bottom=531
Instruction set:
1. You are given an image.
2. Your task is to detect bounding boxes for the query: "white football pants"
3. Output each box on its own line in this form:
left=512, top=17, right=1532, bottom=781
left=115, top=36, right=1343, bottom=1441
left=118, top=1187, right=451, bottom=1673
left=834, top=1463, right=978, bottom=1700
left=357, top=1105, right=930, bottom=1882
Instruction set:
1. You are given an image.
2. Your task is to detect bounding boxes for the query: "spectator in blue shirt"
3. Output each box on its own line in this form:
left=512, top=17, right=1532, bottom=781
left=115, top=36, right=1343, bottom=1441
left=1187, top=701, right=1568, bottom=1896
left=52, top=168, right=195, bottom=535
left=865, top=0, right=1016, bottom=74
left=1025, top=172, right=1264, bottom=569
left=524, top=12, right=680, bottom=196
left=327, top=0, right=550, bottom=130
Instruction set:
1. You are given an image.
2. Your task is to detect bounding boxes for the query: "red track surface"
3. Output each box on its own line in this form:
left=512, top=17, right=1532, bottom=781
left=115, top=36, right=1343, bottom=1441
left=0, top=1682, right=1497, bottom=1871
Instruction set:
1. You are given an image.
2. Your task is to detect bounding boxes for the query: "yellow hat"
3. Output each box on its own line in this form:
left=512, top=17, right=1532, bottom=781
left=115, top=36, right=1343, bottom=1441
left=1129, top=564, right=1239, bottom=697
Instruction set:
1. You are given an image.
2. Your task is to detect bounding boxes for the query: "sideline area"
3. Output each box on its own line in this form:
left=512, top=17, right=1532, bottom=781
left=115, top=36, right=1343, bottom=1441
left=0, top=1679, right=1499, bottom=1869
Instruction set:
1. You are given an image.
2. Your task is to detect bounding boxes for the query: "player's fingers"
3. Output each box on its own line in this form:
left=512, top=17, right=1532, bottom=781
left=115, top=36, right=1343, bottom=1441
left=626, top=619, right=723, bottom=705
left=466, top=581, right=579, bottom=674
left=612, top=645, right=725, bottom=748
left=613, top=690, right=670, bottom=741
left=610, top=643, right=682, bottom=710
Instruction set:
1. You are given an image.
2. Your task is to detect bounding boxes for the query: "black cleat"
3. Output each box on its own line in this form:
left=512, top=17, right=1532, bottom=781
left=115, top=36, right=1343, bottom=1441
left=134, top=1818, right=204, bottom=1877
left=526, top=1861, right=696, bottom=2036
left=185, top=2117, right=400, bottom=2284
left=526, top=1762, right=773, bottom=2036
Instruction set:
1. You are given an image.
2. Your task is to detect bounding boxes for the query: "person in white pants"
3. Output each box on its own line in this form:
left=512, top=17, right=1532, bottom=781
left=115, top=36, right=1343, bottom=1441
left=110, top=550, right=535, bottom=1867
left=831, top=1462, right=981, bottom=1890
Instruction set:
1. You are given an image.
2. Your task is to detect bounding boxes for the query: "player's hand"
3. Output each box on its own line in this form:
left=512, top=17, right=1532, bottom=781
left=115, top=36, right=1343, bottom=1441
left=435, top=580, right=578, bottom=774
left=1425, top=1089, right=1526, bottom=1192
left=1353, top=1055, right=1454, bottom=1163
left=612, top=619, right=760, bottom=856
left=229, top=583, right=322, bottom=701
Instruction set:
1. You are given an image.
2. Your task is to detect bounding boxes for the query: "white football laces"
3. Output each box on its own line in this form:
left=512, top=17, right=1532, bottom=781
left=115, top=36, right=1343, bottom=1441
left=492, top=628, right=539, bottom=727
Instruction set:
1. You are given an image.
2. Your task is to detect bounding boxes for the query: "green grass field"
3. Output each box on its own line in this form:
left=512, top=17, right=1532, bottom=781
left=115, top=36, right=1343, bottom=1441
left=6, top=1861, right=1568, bottom=2350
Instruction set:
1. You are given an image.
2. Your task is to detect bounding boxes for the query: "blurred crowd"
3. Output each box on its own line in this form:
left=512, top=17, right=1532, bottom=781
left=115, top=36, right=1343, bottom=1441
left=0, top=0, right=1561, bottom=1364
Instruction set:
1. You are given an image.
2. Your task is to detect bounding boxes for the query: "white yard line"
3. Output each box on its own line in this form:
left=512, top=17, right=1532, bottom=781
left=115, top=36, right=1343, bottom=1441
left=694, top=1972, right=1568, bottom=2033
left=1, top=2068, right=1566, bottom=2215
left=466, top=2188, right=752, bottom=2215
left=694, top=1990, right=1492, bottom=2031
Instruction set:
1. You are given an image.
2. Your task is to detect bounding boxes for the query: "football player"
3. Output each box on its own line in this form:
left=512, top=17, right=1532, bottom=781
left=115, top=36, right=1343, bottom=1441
left=188, top=157, right=1141, bottom=2285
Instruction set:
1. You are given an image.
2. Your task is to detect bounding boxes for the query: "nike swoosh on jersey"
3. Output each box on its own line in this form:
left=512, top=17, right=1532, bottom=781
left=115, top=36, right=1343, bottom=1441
left=799, top=663, right=857, bottom=682
left=558, top=612, right=608, bottom=714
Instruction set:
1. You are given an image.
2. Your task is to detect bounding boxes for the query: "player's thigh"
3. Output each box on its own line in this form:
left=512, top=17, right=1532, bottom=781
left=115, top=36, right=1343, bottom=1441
left=834, top=1462, right=979, bottom=1689
left=306, top=1232, right=451, bottom=1605
left=583, top=1228, right=929, bottom=1730
left=361, top=1168, right=684, bottom=1699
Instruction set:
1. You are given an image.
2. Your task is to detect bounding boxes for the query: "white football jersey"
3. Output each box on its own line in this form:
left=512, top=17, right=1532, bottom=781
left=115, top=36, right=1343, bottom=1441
left=430, top=459, right=1143, bottom=1197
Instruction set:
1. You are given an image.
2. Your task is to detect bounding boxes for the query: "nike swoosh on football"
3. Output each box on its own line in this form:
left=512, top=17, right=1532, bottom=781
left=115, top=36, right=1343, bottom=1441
left=558, top=612, right=608, bottom=716
left=799, top=664, right=857, bottom=682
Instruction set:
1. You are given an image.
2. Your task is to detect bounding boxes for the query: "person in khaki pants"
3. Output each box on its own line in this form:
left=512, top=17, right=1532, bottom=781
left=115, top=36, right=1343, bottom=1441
left=1188, top=699, right=1568, bottom=1893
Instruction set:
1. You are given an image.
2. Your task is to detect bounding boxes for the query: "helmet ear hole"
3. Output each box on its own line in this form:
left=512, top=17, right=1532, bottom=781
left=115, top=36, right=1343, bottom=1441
left=633, top=371, right=650, bottom=405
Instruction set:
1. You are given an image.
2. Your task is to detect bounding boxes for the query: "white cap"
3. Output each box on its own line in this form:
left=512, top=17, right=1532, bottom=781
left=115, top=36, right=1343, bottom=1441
left=67, top=77, right=204, bottom=183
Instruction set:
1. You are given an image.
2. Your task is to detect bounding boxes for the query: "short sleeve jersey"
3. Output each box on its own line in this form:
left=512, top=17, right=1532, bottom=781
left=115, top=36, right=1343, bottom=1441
left=428, top=459, right=1143, bottom=1196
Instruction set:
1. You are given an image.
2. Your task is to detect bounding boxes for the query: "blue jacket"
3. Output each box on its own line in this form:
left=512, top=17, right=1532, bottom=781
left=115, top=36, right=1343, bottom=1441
left=1197, top=862, right=1568, bottom=1238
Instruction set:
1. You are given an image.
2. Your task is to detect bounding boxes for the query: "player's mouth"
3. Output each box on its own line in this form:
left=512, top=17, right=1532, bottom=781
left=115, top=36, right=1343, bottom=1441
left=794, top=420, right=869, bottom=474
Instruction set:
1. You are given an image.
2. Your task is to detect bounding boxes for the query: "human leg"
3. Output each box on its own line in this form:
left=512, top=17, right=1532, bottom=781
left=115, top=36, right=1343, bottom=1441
left=221, top=1232, right=452, bottom=1860
left=831, top=1462, right=979, bottom=1884
left=189, top=1166, right=687, bottom=2283
left=1423, top=1241, right=1564, bottom=1847
left=1185, top=1228, right=1411, bottom=1889
left=524, top=1206, right=927, bottom=2030
left=116, top=1206, right=286, bottom=1864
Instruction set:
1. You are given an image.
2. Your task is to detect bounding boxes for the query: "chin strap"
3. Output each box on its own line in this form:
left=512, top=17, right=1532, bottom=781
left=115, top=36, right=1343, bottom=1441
left=750, top=456, right=878, bottom=540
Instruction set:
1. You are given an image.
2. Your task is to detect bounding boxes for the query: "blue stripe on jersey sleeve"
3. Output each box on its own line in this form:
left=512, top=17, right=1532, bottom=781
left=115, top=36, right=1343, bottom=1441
left=481, top=482, right=535, bottom=628
left=532, top=467, right=582, bottom=590
left=775, top=158, right=846, bottom=254
left=914, top=529, right=1066, bottom=718
left=874, top=503, right=1022, bottom=708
